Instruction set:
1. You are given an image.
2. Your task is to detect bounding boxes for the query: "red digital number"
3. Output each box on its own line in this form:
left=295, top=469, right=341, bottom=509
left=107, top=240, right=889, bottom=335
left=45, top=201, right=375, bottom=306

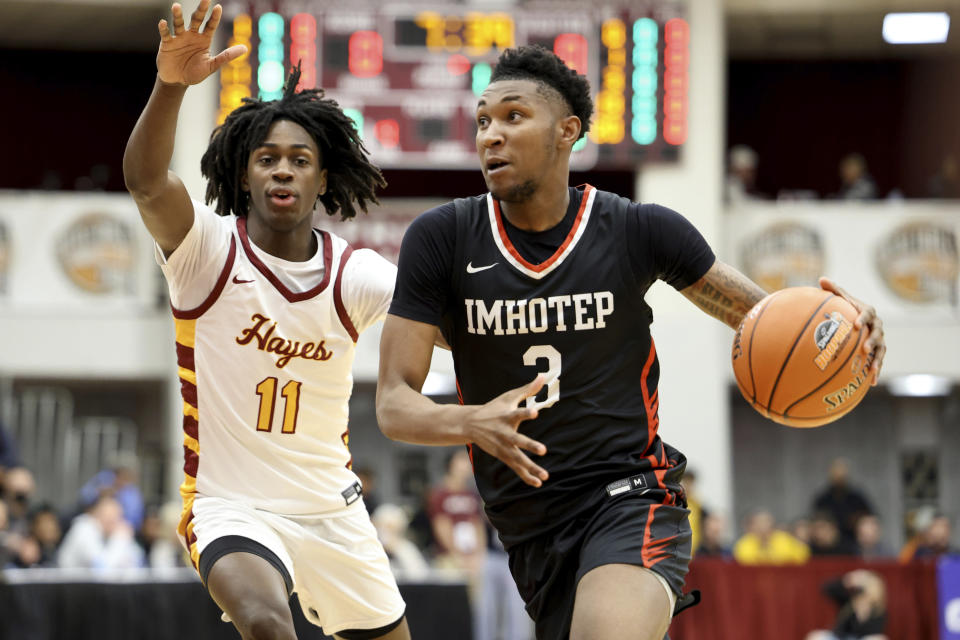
left=290, top=14, right=317, bottom=89
left=374, top=119, right=400, bottom=148
left=554, top=33, right=588, bottom=74
left=349, top=31, right=383, bottom=78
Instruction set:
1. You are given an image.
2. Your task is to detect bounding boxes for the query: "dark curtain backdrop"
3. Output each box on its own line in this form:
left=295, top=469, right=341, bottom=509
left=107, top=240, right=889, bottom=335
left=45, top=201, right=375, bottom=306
left=727, top=58, right=960, bottom=199
left=0, top=580, right=472, bottom=640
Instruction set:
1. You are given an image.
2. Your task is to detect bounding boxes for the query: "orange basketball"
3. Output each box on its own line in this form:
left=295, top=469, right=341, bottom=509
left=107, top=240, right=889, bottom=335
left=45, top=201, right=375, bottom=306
left=732, top=286, right=875, bottom=428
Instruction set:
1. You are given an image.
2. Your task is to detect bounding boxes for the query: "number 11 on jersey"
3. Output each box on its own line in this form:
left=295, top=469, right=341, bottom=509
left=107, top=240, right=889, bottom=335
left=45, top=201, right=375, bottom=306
left=523, top=345, right=560, bottom=410
left=255, top=377, right=302, bottom=433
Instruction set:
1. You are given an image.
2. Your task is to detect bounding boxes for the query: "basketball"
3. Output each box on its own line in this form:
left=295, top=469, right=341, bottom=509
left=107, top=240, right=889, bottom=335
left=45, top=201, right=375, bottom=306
left=732, top=286, right=875, bottom=428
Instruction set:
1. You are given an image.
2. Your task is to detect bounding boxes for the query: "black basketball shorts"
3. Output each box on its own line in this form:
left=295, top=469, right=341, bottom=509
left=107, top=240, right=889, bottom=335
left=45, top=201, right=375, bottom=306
left=505, top=485, right=692, bottom=640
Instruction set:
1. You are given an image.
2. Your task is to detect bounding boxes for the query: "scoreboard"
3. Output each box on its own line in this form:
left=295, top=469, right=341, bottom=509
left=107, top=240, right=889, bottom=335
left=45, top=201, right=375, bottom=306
left=218, top=1, right=688, bottom=170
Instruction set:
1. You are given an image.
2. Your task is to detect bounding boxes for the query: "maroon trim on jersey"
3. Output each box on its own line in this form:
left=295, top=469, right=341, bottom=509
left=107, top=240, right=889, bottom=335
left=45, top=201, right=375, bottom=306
left=237, top=217, right=333, bottom=302
left=181, top=509, right=197, bottom=569
left=180, top=379, right=198, bottom=409
left=492, top=184, right=593, bottom=272
left=171, top=236, right=237, bottom=320
left=175, top=342, right=195, bottom=371
left=183, top=414, right=198, bottom=441
left=333, top=245, right=358, bottom=342
left=183, top=444, right=199, bottom=477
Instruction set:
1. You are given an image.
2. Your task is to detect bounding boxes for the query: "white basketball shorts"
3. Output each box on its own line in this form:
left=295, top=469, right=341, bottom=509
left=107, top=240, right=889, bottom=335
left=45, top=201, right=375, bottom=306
left=188, top=495, right=406, bottom=635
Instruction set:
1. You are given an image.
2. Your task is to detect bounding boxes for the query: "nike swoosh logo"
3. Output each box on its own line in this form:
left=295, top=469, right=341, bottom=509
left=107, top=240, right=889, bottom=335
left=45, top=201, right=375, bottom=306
left=466, top=262, right=498, bottom=274
left=232, top=275, right=254, bottom=284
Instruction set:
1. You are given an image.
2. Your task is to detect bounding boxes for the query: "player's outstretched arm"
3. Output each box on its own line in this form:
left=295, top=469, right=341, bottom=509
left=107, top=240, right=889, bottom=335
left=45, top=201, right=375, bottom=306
left=680, top=259, right=768, bottom=330
left=376, top=314, right=550, bottom=488
left=123, top=0, right=246, bottom=254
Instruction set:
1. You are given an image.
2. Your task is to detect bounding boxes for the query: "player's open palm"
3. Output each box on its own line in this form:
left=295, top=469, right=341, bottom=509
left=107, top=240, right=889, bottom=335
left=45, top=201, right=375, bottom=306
left=157, top=0, right=246, bottom=86
left=469, top=375, right=550, bottom=488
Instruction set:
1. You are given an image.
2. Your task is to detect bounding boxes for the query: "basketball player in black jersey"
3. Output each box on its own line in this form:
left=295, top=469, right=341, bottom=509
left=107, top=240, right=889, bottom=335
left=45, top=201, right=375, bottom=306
left=376, top=46, right=886, bottom=640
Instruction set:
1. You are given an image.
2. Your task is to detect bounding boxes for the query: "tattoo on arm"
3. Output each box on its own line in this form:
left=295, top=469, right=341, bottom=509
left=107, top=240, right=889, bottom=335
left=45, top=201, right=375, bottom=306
left=682, top=261, right=768, bottom=329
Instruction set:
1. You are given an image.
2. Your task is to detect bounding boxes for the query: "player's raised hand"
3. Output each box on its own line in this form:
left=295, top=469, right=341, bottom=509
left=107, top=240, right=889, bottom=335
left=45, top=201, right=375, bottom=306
left=157, top=0, right=246, bottom=86
left=820, top=277, right=886, bottom=385
left=467, top=375, right=549, bottom=488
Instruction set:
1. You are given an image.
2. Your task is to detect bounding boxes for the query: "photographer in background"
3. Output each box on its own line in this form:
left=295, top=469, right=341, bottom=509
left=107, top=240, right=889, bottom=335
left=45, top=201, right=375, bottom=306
left=804, top=569, right=887, bottom=640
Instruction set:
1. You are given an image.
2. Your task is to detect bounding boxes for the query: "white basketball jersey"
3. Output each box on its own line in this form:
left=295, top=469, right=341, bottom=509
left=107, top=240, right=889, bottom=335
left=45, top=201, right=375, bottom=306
left=157, top=202, right=394, bottom=567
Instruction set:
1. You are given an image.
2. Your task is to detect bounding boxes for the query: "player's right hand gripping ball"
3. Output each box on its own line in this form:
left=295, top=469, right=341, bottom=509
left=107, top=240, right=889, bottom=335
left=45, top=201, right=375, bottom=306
left=732, top=286, right=874, bottom=428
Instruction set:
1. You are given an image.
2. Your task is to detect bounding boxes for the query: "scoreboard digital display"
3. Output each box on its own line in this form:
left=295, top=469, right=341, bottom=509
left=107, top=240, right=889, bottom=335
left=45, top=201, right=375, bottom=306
left=219, top=1, right=688, bottom=170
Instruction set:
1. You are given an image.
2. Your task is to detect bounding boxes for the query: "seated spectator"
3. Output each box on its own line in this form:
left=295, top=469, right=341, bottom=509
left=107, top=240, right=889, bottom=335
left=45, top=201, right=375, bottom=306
left=141, top=502, right=186, bottom=570
left=726, top=144, right=764, bottom=204
left=78, top=451, right=144, bottom=531
left=734, top=509, right=809, bottom=565
left=804, top=569, right=888, bottom=640
left=810, top=512, right=859, bottom=556
left=428, top=449, right=486, bottom=577
left=2, top=465, right=36, bottom=537
left=372, top=503, right=430, bottom=580
left=791, top=516, right=812, bottom=547
left=899, top=506, right=935, bottom=563
left=835, top=153, right=878, bottom=200
left=12, top=504, right=63, bottom=568
left=855, top=514, right=893, bottom=561
left=57, top=495, right=144, bottom=570
left=914, top=513, right=957, bottom=559
left=696, top=512, right=733, bottom=559
left=927, top=154, right=960, bottom=198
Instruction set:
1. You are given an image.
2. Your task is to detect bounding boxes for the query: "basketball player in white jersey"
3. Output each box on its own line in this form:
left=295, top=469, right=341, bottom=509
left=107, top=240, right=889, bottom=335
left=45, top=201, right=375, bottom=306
left=123, top=2, right=409, bottom=638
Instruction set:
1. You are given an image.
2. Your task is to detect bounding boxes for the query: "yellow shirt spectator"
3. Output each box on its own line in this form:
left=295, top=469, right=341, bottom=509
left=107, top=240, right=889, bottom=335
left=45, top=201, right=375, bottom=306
left=733, top=510, right=810, bottom=565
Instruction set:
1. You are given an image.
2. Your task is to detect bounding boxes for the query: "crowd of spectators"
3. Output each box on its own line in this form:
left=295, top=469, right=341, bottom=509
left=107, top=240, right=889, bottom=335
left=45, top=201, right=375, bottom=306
left=1, top=447, right=184, bottom=573
left=725, top=146, right=960, bottom=203
left=684, top=458, right=958, bottom=567
left=3, top=426, right=957, bottom=640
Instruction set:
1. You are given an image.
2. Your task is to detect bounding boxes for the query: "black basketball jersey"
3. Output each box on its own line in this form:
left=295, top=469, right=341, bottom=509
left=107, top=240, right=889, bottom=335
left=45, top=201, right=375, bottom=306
left=391, top=184, right=715, bottom=546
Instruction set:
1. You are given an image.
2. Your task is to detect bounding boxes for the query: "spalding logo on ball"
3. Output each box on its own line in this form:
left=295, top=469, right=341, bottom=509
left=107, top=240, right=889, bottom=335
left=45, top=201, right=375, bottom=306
left=732, top=286, right=875, bottom=427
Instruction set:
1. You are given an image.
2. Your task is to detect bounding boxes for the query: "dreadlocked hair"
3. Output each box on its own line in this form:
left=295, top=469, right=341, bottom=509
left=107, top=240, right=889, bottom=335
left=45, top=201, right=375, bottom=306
left=490, top=45, right=593, bottom=140
left=200, top=64, right=385, bottom=219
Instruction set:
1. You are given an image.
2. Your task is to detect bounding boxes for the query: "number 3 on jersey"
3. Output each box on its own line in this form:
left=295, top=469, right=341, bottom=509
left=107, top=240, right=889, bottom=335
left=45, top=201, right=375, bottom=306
left=523, top=345, right=560, bottom=410
left=255, top=377, right=301, bottom=433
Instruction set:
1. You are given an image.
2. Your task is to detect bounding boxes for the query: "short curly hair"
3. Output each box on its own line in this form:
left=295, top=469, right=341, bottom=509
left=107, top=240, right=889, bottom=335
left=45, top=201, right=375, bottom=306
left=489, top=45, right=593, bottom=140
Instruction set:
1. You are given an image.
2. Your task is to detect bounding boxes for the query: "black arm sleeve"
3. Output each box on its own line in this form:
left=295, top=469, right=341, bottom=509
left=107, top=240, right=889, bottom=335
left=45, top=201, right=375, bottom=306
left=626, top=203, right=716, bottom=290
left=388, top=202, right=457, bottom=326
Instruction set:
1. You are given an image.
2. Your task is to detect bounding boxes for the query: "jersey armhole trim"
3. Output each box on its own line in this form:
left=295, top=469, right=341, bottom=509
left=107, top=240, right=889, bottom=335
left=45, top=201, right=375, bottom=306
left=171, top=235, right=237, bottom=320
left=333, top=245, right=358, bottom=342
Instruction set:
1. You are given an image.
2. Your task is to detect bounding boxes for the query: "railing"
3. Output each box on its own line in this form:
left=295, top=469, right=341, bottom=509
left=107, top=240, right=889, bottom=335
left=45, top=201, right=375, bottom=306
left=6, top=386, right=138, bottom=510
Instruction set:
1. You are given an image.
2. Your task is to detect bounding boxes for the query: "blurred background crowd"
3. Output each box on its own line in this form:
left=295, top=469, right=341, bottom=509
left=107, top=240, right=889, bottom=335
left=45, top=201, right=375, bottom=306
left=1, top=437, right=957, bottom=639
